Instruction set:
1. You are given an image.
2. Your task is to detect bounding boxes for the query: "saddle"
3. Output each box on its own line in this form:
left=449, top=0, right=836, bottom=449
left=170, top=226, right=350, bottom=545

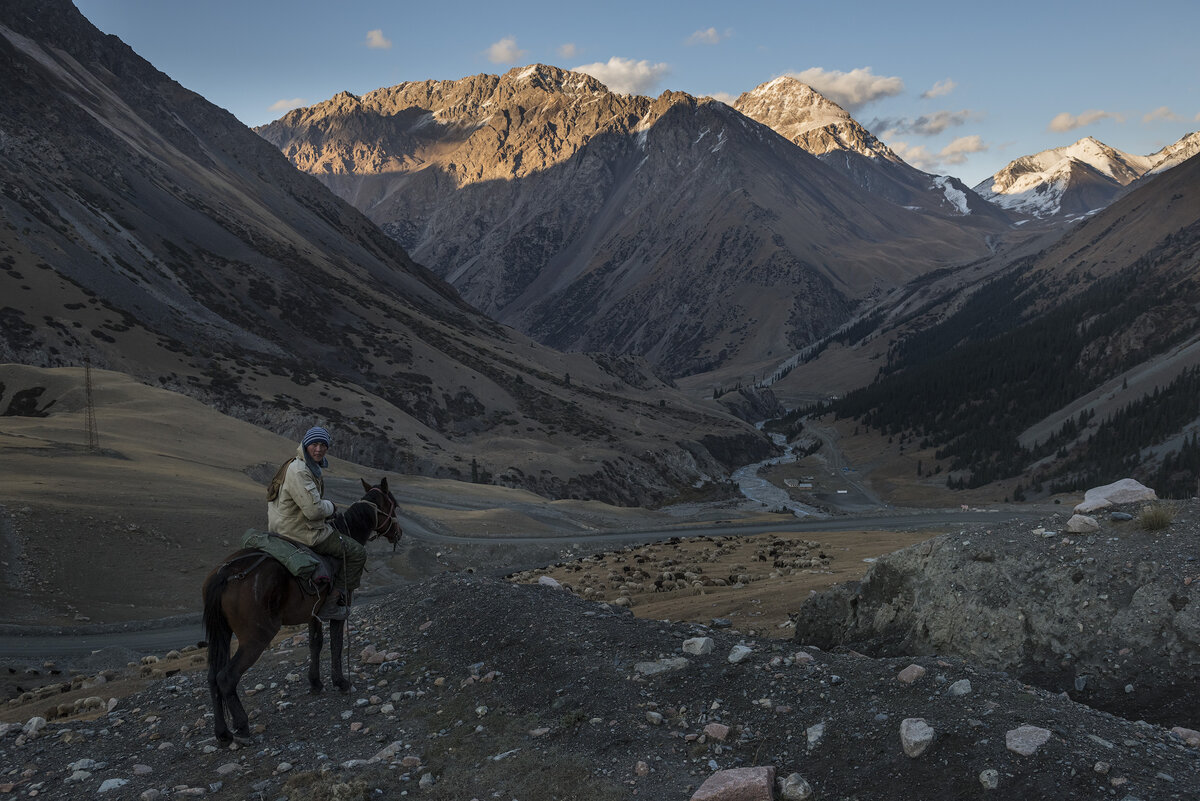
left=240, top=529, right=335, bottom=595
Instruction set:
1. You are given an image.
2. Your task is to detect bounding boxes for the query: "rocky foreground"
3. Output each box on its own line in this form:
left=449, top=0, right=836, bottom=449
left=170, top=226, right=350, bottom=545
left=2, top=545, right=1199, bottom=800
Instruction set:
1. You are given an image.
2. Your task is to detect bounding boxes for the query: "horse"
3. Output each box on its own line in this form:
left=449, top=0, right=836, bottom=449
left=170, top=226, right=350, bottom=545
left=201, top=477, right=401, bottom=744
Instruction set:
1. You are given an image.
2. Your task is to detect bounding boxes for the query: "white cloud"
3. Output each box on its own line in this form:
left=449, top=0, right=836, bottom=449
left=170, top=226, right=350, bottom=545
left=889, top=135, right=988, bottom=171
left=785, top=67, right=904, bottom=111
left=687, top=27, right=730, bottom=45
left=487, top=36, right=527, bottom=65
left=939, top=135, right=988, bottom=165
left=574, top=57, right=670, bottom=95
left=704, top=91, right=738, bottom=105
left=269, top=98, right=307, bottom=114
left=558, top=43, right=577, bottom=59
left=365, top=29, right=392, bottom=50
left=921, top=79, right=957, bottom=99
left=889, top=141, right=937, bottom=171
left=1048, top=109, right=1123, bottom=132
left=1143, top=106, right=1183, bottom=123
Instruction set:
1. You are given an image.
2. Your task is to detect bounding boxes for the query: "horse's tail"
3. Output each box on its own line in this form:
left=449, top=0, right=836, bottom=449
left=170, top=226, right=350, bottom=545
left=202, top=567, right=232, bottom=680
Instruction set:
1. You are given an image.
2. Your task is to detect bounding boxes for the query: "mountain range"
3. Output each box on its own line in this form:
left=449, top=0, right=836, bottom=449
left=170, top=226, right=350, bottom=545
left=0, top=0, right=773, bottom=505
left=256, top=67, right=1008, bottom=379
left=6, top=0, right=1200, bottom=507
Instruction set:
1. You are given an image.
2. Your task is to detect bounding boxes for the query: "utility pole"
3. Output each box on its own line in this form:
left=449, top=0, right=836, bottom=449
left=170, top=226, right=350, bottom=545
left=84, top=357, right=99, bottom=452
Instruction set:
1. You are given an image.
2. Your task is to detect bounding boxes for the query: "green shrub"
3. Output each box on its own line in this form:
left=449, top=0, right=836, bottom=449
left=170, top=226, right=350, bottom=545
left=1138, top=503, right=1176, bottom=531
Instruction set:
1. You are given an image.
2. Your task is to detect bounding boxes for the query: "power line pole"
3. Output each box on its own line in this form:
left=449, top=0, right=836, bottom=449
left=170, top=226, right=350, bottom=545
left=84, top=358, right=99, bottom=452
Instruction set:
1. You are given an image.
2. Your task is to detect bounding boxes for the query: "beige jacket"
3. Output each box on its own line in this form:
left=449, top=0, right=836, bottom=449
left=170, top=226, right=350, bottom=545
left=267, top=445, right=335, bottom=547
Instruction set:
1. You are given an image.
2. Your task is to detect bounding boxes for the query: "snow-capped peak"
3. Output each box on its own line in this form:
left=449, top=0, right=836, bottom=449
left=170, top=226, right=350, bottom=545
left=974, top=132, right=1195, bottom=219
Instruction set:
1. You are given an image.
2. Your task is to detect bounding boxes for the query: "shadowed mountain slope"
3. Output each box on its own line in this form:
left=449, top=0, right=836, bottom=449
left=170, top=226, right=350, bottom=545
left=830, top=152, right=1200, bottom=494
left=0, top=1, right=773, bottom=504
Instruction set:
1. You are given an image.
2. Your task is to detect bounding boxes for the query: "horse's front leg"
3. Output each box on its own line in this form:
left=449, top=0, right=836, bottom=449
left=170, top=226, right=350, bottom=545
left=307, top=617, right=325, bottom=694
left=329, top=618, right=350, bottom=692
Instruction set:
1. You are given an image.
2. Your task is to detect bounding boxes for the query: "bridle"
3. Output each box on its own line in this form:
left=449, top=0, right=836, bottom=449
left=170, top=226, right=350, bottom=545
left=354, top=486, right=402, bottom=550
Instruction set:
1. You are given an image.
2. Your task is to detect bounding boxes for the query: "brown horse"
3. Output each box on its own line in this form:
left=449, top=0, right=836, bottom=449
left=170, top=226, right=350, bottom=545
left=202, top=477, right=401, bottom=744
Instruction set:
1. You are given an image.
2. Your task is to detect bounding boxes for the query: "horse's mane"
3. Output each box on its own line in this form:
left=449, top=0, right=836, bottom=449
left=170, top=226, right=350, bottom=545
left=331, top=501, right=375, bottom=542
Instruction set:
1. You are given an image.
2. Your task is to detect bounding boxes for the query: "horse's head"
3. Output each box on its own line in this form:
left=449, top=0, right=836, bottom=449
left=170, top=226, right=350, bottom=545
left=360, top=477, right=403, bottom=551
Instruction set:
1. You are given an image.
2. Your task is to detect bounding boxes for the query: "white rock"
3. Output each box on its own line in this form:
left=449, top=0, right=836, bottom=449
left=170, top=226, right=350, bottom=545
left=947, top=679, right=973, bottom=697
left=806, top=721, right=826, bottom=749
left=900, top=718, right=935, bottom=757
left=98, top=778, right=129, bottom=793
left=1006, top=724, right=1052, bottom=756
left=778, top=772, right=814, bottom=800
left=1074, top=478, right=1156, bottom=513
left=683, top=637, right=715, bottom=655
left=22, top=717, right=47, bottom=736
left=1066, top=514, right=1100, bottom=533
left=634, top=657, right=689, bottom=676
left=727, top=645, right=753, bottom=663
left=979, top=768, right=1000, bottom=790
left=537, top=575, right=562, bottom=589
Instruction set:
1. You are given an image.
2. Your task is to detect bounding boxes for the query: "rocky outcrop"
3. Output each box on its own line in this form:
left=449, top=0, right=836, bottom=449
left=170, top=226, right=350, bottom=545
left=793, top=500, right=1200, bottom=727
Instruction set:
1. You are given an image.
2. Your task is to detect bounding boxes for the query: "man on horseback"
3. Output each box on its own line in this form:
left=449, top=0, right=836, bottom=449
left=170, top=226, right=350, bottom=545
left=267, top=425, right=365, bottom=620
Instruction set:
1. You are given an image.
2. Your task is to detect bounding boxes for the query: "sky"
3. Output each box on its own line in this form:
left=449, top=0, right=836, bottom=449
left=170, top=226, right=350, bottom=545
left=73, top=0, right=1199, bottom=187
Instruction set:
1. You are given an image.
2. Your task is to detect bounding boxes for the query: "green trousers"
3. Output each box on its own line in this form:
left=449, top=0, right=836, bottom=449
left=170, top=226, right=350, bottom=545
left=310, top=532, right=366, bottom=593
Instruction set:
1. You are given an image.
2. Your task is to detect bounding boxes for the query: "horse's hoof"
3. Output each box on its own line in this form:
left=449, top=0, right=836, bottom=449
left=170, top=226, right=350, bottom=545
left=309, top=682, right=324, bottom=695
left=334, top=680, right=351, bottom=693
left=215, top=731, right=233, bottom=745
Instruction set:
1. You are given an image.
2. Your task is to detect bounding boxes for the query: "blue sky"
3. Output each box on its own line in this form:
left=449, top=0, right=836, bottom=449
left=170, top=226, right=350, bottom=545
left=74, top=0, right=1198, bottom=186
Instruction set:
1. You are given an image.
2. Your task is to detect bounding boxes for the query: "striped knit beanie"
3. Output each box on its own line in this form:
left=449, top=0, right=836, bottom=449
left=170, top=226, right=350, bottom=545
left=302, top=426, right=331, bottom=449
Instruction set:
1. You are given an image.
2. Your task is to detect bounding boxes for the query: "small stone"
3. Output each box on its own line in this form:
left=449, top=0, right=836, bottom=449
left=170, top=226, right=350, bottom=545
left=635, top=760, right=649, bottom=776
left=1066, top=514, right=1100, bottom=533
left=277, top=762, right=293, bottom=773
left=646, top=711, right=664, bottom=725
left=727, top=645, right=753, bottom=663
left=691, top=766, right=775, bottom=801
left=1171, top=726, right=1200, bottom=748
left=897, top=664, right=926, bottom=684
left=979, top=768, right=999, bottom=790
left=1094, top=761, right=1111, bottom=775
left=947, top=679, right=972, bottom=697
left=806, top=721, right=825, bottom=749
left=419, top=773, right=435, bottom=789
left=900, top=718, right=935, bottom=757
left=1006, top=725, right=1051, bottom=756
left=98, top=778, right=129, bottom=793
left=778, top=772, right=813, bottom=800
left=704, top=722, right=730, bottom=741
left=683, top=637, right=715, bottom=655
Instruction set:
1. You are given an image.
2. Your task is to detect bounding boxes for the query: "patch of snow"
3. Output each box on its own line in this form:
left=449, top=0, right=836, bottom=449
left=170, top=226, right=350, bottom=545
left=932, top=176, right=971, bottom=215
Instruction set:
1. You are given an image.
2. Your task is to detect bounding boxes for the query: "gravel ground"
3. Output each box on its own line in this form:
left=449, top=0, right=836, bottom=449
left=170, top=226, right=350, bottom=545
left=2, top=550, right=1199, bottom=800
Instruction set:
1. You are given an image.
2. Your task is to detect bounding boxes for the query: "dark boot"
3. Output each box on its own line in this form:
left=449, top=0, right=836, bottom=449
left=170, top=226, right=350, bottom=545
left=317, top=590, right=351, bottom=620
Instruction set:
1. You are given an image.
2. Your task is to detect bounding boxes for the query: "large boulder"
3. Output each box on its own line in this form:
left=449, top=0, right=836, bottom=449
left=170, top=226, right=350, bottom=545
left=1074, top=478, right=1157, bottom=513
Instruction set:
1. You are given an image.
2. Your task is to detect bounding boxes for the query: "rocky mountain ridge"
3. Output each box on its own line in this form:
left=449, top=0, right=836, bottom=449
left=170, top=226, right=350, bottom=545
left=732, top=76, right=1007, bottom=222
left=257, top=65, right=1004, bottom=378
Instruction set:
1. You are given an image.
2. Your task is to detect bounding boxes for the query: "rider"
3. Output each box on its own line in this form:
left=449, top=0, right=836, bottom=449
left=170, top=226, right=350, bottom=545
left=267, top=425, right=365, bottom=620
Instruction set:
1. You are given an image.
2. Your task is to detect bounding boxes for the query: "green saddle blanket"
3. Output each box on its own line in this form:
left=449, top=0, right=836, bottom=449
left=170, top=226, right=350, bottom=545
left=241, top=528, right=329, bottom=582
